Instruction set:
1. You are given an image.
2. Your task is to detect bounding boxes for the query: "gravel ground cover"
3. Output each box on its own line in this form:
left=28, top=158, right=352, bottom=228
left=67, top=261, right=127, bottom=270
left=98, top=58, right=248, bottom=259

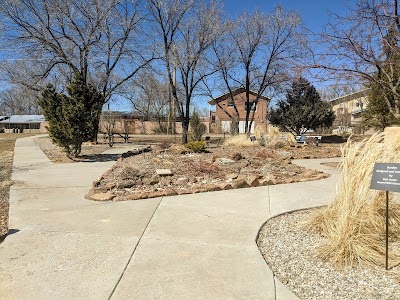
left=257, top=209, right=400, bottom=300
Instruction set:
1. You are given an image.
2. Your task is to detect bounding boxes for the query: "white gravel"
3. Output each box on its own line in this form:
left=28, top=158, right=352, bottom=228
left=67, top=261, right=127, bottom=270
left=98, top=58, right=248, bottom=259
left=257, top=209, right=400, bottom=300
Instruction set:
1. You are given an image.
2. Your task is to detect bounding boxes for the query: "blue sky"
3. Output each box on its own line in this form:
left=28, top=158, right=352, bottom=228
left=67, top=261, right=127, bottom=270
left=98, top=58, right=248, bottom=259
left=0, top=0, right=357, bottom=111
left=222, top=0, right=352, bottom=33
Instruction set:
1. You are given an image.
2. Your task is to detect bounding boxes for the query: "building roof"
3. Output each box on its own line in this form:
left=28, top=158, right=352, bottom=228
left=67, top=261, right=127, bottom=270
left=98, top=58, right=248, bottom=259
left=0, top=115, right=45, bottom=124
left=329, top=89, right=370, bottom=105
left=208, top=87, right=270, bottom=105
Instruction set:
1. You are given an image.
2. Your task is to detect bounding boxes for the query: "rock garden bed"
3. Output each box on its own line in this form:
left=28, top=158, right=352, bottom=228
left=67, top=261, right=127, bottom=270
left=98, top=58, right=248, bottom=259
left=86, top=143, right=341, bottom=201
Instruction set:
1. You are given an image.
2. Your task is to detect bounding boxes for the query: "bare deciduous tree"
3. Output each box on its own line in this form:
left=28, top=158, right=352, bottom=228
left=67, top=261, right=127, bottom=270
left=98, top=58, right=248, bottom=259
left=312, top=0, right=400, bottom=116
left=148, top=0, right=221, bottom=143
left=128, top=73, right=170, bottom=125
left=208, top=6, right=306, bottom=135
left=0, top=0, right=157, bottom=137
left=0, top=86, right=41, bottom=115
left=319, top=83, right=360, bottom=101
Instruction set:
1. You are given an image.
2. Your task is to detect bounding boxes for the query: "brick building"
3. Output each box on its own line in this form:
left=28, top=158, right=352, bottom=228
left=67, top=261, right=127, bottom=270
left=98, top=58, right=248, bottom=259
left=208, top=88, right=269, bottom=133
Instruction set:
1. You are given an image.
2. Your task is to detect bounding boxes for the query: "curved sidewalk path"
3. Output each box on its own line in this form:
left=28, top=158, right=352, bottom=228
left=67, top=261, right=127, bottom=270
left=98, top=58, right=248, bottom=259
left=0, top=136, right=341, bottom=299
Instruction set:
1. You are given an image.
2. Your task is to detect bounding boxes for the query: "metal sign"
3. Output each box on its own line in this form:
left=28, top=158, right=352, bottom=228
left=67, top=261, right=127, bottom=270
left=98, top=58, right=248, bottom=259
left=370, top=162, right=400, bottom=271
left=370, top=163, right=400, bottom=193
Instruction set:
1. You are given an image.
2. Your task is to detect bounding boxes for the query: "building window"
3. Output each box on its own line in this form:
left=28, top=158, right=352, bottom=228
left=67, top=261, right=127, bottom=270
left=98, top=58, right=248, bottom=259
left=245, top=101, right=256, bottom=112
left=227, top=102, right=234, bottom=107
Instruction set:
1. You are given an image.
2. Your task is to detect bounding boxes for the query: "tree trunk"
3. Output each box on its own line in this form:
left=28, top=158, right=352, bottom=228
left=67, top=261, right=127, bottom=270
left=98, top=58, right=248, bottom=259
left=181, top=120, right=189, bottom=144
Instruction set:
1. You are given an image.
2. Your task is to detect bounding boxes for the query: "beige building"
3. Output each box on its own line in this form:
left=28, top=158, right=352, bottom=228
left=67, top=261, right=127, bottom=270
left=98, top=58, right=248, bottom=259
left=330, top=89, right=369, bottom=132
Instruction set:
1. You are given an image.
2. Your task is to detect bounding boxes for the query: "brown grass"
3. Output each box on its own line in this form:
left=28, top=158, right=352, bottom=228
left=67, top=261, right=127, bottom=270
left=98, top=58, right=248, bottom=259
left=306, top=133, right=400, bottom=268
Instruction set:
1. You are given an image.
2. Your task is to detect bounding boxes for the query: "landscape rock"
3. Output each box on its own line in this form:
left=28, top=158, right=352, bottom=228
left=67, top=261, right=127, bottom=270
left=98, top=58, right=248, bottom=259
left=229, top=159, right=250, bottom=171
left=105, top=183, right=116, bottom=190
left=117, top=181, right=134, bottom=189
left=217, top=158, right=235, bottom=165
left=247, top=176, right=260, bottom=187
left=121, top=147, right=151, bottom=159
left=259, top=175, right=277, bottom=186
left=163, top=189, right=178, bottom=197
left=232, top=178, right=249, bottom=189
left=202, top=184, right=222, bottom=192
left=225, top=173, right=239, bottom=180
left=156, top=169, right=173, bottom=176
left=315, top=173, right=329, bottom=180
left=93, top=180, right=101, bottom=187
left=176, top=177, right=189, bottom=186
left=191, top=186, right=204, bottom=194
left=90, top=192, right=115, bottom=201
left=147, top=190, right=165, bottom=198
left=188, top=177, right=198, bottom=184
left=121, top=192, right=149, bottom=201
left=219, top=183, right=233, bottom=190
left=177, top=189, right=192, bottom=195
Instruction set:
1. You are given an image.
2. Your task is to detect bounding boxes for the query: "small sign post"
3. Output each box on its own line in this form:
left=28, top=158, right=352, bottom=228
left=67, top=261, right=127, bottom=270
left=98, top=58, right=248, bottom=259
left=370, top=163, right=400, bottom=270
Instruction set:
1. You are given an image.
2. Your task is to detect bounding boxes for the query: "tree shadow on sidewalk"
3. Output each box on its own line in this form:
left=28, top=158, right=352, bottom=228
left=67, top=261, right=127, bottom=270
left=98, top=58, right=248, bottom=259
left=75, top=153, right=120, bottom=163
left=0, top=229, right=20, bottom=244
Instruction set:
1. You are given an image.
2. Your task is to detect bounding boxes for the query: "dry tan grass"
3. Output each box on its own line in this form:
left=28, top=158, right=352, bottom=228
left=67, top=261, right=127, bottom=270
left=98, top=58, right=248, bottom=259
left=223, top=134, right=255, bottom=147
left=265, top=127, right=293, bottom=148
left=254, top=125, right=266, bottom=140
left=306, top=133, right=400, bottom=268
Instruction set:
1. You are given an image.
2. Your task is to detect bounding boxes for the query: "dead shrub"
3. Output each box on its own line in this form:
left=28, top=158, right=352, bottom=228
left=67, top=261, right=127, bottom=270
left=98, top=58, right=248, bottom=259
left=159, top=140, right=172, bottom=150
left=305, top=133, right=400, bottom=268
left=230, top=152, right=244, bottom=161
left=256, top=149, right=275, bottom=159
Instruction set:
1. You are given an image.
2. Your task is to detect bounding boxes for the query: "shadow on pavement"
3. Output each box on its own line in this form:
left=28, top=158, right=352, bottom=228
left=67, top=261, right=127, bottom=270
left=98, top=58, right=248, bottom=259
left=0, top=229, right=20, bottom=244
left=77, top=153, right=120, bottom=163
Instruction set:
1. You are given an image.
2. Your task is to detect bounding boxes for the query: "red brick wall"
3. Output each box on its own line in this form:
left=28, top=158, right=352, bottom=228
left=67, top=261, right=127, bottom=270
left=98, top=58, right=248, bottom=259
left=214, top=92, right=268, bottom=131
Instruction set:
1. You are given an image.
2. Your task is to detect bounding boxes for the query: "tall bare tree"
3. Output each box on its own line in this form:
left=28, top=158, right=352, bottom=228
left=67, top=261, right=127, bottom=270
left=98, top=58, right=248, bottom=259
left=0, top=0, right=156, bottom=136
left=128, top=73, right=170, bottom=124
left=148, top=0, right=221, bottom=143
left=0, top=86, right=41, bottom=115
left=209, top=6, right=306, bottom=134
left=312, top=0, right=400, bottom=117
left=0, top=0, right=156, bottom=96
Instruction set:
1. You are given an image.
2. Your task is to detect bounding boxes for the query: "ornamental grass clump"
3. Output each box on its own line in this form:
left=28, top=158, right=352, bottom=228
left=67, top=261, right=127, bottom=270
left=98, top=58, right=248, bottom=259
left=224, top=135, right=255, bottom=147
left=306, top=133, right=400, bottom=268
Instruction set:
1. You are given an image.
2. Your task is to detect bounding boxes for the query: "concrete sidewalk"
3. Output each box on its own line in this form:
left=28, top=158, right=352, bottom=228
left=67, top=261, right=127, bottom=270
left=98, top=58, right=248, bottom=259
left=0, top=136, right=341, bottom=299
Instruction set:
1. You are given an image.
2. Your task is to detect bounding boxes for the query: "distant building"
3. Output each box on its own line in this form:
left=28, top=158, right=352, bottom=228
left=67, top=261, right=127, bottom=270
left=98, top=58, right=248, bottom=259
left=0, top=115, right=47, bottom=133
left=330, top=89, right=369, bottom=132
left=208, top=88, right=269, bottom=133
